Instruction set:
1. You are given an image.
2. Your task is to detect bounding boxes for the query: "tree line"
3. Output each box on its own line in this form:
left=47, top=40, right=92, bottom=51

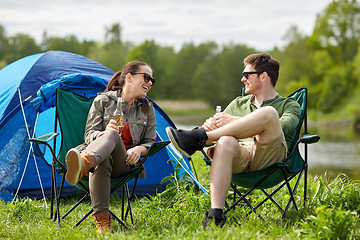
left=1, top=0, right=360, bottom=120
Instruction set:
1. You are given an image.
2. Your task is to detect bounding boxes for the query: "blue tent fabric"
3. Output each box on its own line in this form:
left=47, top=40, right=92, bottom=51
left=0, top=51, right=206, bottom=201
left=33, top=73, right=109, bottom=112
left=0, top=51, right=112, bottom=125
left=0, top=53, right=42, bottom=122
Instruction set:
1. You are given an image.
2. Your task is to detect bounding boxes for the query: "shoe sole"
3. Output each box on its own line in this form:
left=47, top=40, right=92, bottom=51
left=166, top=127, right=191, bottom=158
left=65, top=149, right=82, bottom=185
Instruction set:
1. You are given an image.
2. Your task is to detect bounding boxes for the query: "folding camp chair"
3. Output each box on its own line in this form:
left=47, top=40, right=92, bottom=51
left=28, top=88, right=170, bottom=228
left=201, top=87, right=320, bottom=220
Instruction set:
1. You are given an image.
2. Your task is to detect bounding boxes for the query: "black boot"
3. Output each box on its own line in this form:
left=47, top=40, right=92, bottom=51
left=166, top=127, right=208, bottom=158
left=203, top=209, right=227, bottom=229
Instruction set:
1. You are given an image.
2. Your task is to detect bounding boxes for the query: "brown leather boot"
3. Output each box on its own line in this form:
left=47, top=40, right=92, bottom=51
left=93, top=212, right=111, bottom=234
left=65, top=148, right=95, bottom=185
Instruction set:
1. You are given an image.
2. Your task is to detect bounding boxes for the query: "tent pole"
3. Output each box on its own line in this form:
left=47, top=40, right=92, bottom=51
left=12, top=87, right=47, bottom=206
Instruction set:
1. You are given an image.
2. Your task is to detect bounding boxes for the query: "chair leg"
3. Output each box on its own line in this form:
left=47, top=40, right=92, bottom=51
left=109, top=210, right=128, bottom=229
left=304, top=165, right=308, bottom=207
left=225, top=186, right=266, bottom=221
left=68, top=171, right=142, bottom=229
left=50, top=168, right=54, bottom=220
left=124, top=183, right=135, bottom=225
left=261, top=189, right=284, bottom=212
left=54, top=174, right=66, bottom=222
left=73, top=209, right=129, bottom=229
left=125, top=176, right=139, bottom=220
left=51, top=162, right=61, bottom=226
left=62, top=193, right=89, bottom=219
left=58, top=174, right=66, bottom=202
left=121, top=186, right=125, bottom=220
left=283, top=170, right=304, bottom=218
left=281, top=170, right=299, bottom=219
left=73, top=208, right=93, bottom=228
left=231, top=184, right=236, bottom=209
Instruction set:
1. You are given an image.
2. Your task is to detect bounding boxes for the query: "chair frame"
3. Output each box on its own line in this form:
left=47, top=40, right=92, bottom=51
left=28, top=88, right=170, bottom=228
left=200, top=87, right=320, bottom=220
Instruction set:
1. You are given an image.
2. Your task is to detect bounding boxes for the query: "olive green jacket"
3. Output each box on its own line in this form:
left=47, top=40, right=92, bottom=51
left=83, top=90, right=157, bottom=149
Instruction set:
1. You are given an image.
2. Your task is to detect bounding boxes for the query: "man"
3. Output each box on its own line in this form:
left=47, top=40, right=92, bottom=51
left=166, top=53, right=301, bottom=228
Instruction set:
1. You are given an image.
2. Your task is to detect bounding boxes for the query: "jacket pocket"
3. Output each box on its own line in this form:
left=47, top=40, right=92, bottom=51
left=134, top=117, right=148, bottom=140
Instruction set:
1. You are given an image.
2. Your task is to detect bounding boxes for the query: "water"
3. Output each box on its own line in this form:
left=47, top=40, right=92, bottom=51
left=305, top=141, right=360, bottom=180
left=171, top=117, right=360, bottom=180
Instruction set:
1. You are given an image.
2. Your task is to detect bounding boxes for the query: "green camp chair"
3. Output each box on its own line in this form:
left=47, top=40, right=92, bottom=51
left=28, top=88, right=170, bottom=228
left=202, top=87, right=320, bottom=220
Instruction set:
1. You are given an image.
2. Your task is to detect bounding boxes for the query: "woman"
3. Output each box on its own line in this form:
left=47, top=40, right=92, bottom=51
left=65, top=61, right=156, bottom=233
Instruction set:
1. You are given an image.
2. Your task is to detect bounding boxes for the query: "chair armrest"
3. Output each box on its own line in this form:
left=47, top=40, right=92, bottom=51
left=300, top=133, right=320, bottom=144
left=28, top=132, right=66, bottom=170
left=147, top=141, right=171, bottom=157
left=28, top=132, right=59, bottom=144
left=138, top=141, right=171, bottom=165
left=283, top=133, right=319, bottom=164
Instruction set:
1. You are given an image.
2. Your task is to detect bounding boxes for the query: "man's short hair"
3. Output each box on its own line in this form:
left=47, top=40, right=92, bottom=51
left=244, top=53, right=280, bottom=87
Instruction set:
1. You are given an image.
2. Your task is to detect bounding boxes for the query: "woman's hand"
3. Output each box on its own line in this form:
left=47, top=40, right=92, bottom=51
left=106, top=119, right=124, bottom=132
left=126, top=146, right=147, bottom=165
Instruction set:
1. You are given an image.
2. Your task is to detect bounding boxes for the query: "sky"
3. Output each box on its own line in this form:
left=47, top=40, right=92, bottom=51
left=0, top=0, right=333, bottom=51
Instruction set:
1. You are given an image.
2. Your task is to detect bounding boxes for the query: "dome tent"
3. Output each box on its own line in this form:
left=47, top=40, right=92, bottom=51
left=0, top=51, right=205, bottom=201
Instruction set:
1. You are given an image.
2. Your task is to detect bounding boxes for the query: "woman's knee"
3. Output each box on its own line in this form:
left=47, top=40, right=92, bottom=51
left=103, top=129, right=121, bottom=141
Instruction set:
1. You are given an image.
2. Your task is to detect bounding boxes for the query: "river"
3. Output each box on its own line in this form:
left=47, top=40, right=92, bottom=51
left=170, top=116, right=360, bottom=180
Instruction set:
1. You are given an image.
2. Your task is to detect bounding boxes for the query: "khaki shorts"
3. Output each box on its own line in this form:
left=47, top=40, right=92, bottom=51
left=207, top=133, right=287, bottom=173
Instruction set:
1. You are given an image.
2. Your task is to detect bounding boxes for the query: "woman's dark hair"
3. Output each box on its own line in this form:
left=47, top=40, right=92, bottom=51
left=244, top=53, right=280, bottom=87
left=105, top=61, right=150, bottom=92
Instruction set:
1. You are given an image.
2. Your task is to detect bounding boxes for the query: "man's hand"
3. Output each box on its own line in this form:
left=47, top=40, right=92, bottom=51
left=202, top=117, right=217, bottom=131
left=205, top=112, right=239, bottom=129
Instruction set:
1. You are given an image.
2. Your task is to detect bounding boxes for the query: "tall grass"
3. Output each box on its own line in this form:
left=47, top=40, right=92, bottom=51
left=1, top=154, right=359, bottom=239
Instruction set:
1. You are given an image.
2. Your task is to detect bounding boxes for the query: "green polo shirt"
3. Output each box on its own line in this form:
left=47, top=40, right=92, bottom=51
left=223, top=94, right=301, bottom=150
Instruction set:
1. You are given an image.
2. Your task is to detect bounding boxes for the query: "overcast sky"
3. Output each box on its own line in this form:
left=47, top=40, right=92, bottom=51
left=0, top=0, right=332, bottom=51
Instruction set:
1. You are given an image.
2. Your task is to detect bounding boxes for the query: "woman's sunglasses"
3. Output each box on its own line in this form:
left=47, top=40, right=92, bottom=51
left=131, top=72, right=155, bottom=85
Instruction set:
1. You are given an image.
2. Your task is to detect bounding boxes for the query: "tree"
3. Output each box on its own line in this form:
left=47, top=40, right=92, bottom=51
left=166, top=42, right=218, bottom=99
left=47, top=35, right=95, bottom=57
left=192, top=43, right=254, bottom=107
left=125, top=40, right=176, bottom=99
left=274, top=26, right=318, bottom=100
left=105, top=23, right=122, bottom=45
left=5, top=33, right=41, bottom=63
left=317, top=62, right=357, bottom=112
left=312, top=0, right=360, bottom=63
left=41, top=31, right=49, bottom=51
left=0, top=25, right=8, bottom=60
left=0, top=25, right=9, bottom=68
left=96, top=23, right=130, bottom=72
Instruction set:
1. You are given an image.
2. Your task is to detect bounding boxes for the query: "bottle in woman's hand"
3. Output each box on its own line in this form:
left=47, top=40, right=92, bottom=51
left=113, top=97, right=124, bottom=135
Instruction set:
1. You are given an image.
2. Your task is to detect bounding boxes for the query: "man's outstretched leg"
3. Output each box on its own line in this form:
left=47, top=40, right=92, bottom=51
left=166, top=106, right=281, bottom=158
left=166, top=127, right=208, bottom=158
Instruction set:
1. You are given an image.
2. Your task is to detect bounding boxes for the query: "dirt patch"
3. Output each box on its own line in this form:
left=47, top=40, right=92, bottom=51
left=154, top=100, right=210, bottom=110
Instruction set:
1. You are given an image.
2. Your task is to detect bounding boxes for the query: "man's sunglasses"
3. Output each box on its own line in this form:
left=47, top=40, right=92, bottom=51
left=242, top=71, right=264, bottom=79
left=131, top=72, right=156, bottom=85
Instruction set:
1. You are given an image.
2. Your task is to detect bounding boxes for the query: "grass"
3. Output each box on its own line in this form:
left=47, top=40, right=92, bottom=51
left=1, top=154, right=360, bottom=239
